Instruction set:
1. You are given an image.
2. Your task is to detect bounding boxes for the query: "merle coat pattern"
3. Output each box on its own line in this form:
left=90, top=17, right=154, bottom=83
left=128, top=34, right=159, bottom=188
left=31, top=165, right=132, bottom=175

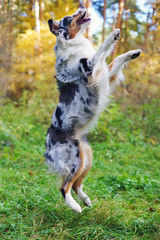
left=45, top=6, right=141, bottom=212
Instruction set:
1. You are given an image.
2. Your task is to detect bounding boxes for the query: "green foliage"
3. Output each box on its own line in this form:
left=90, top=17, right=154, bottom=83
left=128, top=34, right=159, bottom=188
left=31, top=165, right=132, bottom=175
left=6, top=24, right=57, bottom=101
left=0, top=96, right=160, bottom=239
left=89, top=97, right=160, bottom=144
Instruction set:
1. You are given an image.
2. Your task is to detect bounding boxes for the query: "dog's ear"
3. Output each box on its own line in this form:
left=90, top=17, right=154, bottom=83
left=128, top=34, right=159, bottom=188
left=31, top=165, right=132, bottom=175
left=48, top=19, right=60, bottom=35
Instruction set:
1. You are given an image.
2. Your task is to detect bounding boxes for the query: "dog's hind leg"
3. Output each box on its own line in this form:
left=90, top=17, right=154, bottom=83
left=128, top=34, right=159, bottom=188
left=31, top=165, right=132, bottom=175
left=72, top=143, right=92, bottom=207
left=92, top=29, right=120, bottom=66
left=61, top=171, right=84, bottom=213
left=60, top=148, right=85, bottom=213
left=108, top=49, right=142, bottom=93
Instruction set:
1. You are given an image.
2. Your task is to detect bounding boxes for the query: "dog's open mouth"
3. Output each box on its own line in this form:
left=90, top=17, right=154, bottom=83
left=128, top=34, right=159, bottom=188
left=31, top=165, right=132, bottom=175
left=76, top=11, right=90, bottom=25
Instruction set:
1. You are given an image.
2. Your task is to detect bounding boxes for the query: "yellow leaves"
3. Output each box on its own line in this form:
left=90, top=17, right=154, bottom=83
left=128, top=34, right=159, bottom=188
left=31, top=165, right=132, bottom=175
left=5, top=22, right=57, bottom=101
left=123, top=51, right=160, bottom=104
left=148, top=138, right=159, bottom=146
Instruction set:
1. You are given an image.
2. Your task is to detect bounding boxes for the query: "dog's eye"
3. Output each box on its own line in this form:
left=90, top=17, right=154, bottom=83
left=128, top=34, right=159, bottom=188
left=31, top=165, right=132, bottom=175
left=63, top=17, right=72, bottom=26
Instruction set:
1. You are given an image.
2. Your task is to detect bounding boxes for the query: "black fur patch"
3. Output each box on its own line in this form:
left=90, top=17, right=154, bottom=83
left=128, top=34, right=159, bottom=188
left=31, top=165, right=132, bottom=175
left=87, top=89, right=99, bottom=105
left=61, top=188, right=65, bottom=198
left=58, top=16, right=73, bottom=40
left=114, top=32, right=120, bottom=41
left=60, top=16, right=72, bottom=28
left=45, top=152, right=54, bottom=162
left=59, top=83, right=79, bottom=105
left=48, top=19, right=53, bottom=32
left=84, top=106, right=92, bottom=114
left=80, top=97, right=85, bottom=104
left=55, top=106, right=63, bottom=128
left=71, top=167, right=75, bottom=174
left=131, top=52, right=141, bottom=59
left=79, top=58, right=92, bottom=75
left=86, top=98, right=90, bottom=105
left=73, top=139, right=79, bottom=147
left=59, top=29, right=68, bottom=40
left=48, top=124, right=73, bottom=144
left=78, top=65, right=82, bottom=73
left=76, top=150, right=79, bottom=158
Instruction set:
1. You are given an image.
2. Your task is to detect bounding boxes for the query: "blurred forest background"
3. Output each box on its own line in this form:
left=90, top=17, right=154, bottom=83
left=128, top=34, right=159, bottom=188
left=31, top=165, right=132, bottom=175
left=0, top=0, right=160, bottom=103
left=0, top=1, right=160, bottom=238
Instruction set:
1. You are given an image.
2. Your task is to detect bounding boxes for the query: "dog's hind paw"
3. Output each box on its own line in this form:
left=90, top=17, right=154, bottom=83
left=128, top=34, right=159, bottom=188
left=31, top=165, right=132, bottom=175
left=84, top=196, right=91, bottom=207
left=65, top=193, right=82, bottom=213
left=73, top=203, right=82, bottom=213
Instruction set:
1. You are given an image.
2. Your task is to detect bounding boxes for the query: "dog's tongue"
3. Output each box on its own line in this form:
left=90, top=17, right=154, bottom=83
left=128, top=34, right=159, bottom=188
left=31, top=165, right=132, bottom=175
left=78, top=18, right=87, bottom=24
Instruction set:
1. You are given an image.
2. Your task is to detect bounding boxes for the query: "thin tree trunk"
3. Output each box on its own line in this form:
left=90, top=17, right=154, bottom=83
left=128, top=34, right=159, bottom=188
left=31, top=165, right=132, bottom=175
left=112, top=7, right=116, bottom=30
left=40, top=0, right=44, bottom=21
left=8, top=0, right=14, bottom=69
left=124, top=8, right=129, bottom=50
left=143, top=12, right=150, bottom=51
left=35, top=0, right=40, bottom=33
left=83, top=0, right=92, bottom=42
left=143, top=3, right=156, bottom=52
left=152, top=3, right=156, bottom=52
left=35, top=0, right=40, bottom=53
left=29, top=0, right=33, bottom=17
left=102, top=0, right=107, bottom=42
left=112, top=0, right=126, bottom=59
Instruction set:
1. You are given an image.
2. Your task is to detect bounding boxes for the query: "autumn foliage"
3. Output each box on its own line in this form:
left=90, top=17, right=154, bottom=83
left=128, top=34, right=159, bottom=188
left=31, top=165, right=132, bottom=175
left=0, top=0, right=159, bottom=103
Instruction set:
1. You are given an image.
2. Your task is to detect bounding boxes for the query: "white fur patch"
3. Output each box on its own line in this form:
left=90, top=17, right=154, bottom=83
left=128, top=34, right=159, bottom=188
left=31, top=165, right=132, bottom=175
left=65, top=190, right=82, bottom=213
left=77, top=186, right=91, bottom=207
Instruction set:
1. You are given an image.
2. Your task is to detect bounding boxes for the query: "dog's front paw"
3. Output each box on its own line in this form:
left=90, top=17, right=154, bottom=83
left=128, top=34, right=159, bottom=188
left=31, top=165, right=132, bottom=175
left=113, top=29, right=121, bottom=41
left=124, top=49, right=142, bottom=62
left=130, top=49, right=142, bottom=59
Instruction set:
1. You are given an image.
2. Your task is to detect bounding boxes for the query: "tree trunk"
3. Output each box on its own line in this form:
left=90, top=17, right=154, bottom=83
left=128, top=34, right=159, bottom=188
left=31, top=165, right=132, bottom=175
left=112, top=6, right=116, bottom=30
left=102, top=0, right=107, bottom=42
left=112, top=0, right=126, bottom=59
left=35, top=0, right=40, bottom=54
left=8, top=0, right=14, bottom=69
left=35, top=0, right=40, bottom=33
left=29, top=0, right=33, bottom=16
left=40, top=0, right=44, bottom=21
left=124, top=8, right=129, bottom=51
left=143, top=11, right=150, bottom=51
left=151, top=3, right=156, bottom=53
left=143, top=3, right=156, bottom=52
left=83, top=0, right=92, bottom=42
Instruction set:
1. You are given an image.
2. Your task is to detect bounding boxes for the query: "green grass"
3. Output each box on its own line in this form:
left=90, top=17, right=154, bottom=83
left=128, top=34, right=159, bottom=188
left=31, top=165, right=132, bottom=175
left=0, top=97, right=160, bottom=239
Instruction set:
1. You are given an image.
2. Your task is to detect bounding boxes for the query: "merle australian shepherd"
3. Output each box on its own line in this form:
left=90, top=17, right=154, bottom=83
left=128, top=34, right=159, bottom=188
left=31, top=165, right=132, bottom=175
left=45, top=6, right=141, bottom=212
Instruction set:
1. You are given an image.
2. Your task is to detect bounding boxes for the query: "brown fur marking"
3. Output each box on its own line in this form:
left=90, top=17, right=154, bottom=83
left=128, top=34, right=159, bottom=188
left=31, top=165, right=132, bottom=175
left=61, top=142, right=85, bottom=195
left=110, top=75, right=116, bottom=82
left=108, top=60, right=115, bottom=71
left=67, top=13, right=81, bottom=39
left=72, top=144, right=92, bottom=194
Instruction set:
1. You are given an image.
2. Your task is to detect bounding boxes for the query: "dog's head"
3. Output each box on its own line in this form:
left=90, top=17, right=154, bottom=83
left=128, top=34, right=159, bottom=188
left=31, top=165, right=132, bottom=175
left=48, top=6, right=91, bottom=40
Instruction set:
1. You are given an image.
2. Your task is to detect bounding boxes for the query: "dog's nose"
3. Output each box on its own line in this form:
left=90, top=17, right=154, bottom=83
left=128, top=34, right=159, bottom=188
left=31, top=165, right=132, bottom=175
left=80, top=6, right=85, bottom=9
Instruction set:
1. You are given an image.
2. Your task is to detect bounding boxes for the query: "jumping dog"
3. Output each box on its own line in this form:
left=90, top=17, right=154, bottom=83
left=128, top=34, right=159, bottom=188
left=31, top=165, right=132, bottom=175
left=45, top=6, right=141, bottom=212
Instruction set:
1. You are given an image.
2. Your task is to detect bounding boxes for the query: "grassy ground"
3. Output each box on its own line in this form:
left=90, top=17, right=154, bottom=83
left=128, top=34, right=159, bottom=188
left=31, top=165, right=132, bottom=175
left=0, top=97, right=160, bottom=239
